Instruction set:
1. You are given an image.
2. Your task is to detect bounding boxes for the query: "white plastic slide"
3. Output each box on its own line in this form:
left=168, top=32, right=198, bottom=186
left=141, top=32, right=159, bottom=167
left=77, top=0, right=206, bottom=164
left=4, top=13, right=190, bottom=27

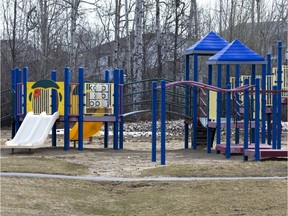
left=5, top=111, right=59, bottom=148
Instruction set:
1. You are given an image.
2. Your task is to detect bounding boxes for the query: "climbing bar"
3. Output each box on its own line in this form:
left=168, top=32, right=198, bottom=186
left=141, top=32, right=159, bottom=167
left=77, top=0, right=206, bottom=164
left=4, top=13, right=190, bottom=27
left=164, top=81, right=254, bottom=93
left=199, top=87, right=207, bottom=96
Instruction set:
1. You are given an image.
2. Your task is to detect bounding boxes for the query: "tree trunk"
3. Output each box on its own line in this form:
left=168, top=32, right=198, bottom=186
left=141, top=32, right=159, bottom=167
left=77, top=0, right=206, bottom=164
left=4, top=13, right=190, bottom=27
left=114, top=0, right=121, bottom=67
left=155, top=0, right=162, bottom=78
left=12, top=0, right=17, bottom=68
left=69, top=0, right=80, bottom=80
left=133, top=0, right=143, bottom=111
left=125, top=0, right=131, bottom=78
left=39, top=0, right=49, bottom=79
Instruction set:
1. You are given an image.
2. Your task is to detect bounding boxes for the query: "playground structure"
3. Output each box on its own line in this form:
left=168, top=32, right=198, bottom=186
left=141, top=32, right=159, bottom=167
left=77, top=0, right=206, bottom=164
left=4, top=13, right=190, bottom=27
left=7, top=67, right=125, bottom=151
left=6, top=31, right=288, bottom=165
left=153, top=32, right=287, bottom=164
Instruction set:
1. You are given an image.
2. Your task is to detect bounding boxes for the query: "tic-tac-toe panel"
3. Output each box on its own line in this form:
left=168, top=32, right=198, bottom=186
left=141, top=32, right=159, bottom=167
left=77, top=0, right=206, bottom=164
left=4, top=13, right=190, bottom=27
left=85, top=83, right=114, bottom=114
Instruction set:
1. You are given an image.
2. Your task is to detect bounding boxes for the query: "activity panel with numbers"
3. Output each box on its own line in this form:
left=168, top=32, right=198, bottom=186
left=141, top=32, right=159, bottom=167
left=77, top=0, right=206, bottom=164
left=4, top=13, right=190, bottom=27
left=85, top=83, right=114, bottom=114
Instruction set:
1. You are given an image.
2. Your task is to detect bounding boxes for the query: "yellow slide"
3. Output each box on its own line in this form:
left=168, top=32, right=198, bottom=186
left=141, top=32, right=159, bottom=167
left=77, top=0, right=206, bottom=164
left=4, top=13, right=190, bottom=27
left=70, top=110, right=105, bottom=141
left=70, top=122, right=102, bottom=141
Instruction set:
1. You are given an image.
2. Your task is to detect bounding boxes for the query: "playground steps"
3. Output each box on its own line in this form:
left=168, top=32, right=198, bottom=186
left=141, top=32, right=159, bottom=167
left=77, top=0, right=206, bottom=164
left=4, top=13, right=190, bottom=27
left=216, top=143, right=271, bottom=154
left=196, top=121, right=216, bottom=146
left=244, top=149, right=288, bottom=159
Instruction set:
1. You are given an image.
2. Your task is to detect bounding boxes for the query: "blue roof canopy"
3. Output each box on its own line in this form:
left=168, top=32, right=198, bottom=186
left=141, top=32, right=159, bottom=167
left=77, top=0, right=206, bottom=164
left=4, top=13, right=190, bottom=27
left=186, top=31, right=229, bottom=55
left=207, top=40, right=266, bottom=65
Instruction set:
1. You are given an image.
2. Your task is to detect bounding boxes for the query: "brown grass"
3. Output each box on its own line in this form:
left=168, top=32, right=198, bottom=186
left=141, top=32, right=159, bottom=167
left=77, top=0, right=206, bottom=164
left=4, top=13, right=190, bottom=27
left=1, top=177, right=287, bottom=216
left=0, top=157, right=89, bottom=175
left=141, top=161, right=288, bottom=177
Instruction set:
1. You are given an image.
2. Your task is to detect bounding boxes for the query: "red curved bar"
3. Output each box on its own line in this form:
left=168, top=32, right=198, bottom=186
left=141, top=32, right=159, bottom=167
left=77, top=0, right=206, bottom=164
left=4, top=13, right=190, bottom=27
left=164, top=81, right=254, bottom=93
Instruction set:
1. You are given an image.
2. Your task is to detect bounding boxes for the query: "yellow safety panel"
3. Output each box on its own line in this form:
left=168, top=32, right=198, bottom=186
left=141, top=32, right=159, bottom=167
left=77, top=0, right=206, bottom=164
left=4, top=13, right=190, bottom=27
left=209, top=91, right=217, bottom=120
left=26, top=81, right=65, bottom=115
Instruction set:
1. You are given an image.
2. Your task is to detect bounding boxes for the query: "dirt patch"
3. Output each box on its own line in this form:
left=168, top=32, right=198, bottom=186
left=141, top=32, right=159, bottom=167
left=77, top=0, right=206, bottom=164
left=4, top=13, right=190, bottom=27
left=1, top=127, right=287, bottom=177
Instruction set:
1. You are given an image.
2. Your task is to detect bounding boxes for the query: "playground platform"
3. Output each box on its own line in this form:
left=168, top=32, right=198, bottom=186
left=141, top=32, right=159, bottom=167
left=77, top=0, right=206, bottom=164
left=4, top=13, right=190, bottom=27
left=216, top=143, right=271, bottom=154
left=208, top=121, right=255, bottom=129
left=244, top=149, right=288, bottom=159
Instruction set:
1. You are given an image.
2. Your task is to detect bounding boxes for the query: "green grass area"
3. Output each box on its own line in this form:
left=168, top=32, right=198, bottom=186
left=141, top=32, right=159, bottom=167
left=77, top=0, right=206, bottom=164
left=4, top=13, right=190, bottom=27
left=1, top=177, right=287, bottom=216
left=140, top=161, right=288, bottom=177
left=0, top=157, right=89, bottom=175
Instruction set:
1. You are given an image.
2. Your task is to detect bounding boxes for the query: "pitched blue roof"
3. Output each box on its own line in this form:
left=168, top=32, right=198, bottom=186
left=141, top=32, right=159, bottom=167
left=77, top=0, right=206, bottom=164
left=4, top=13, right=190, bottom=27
left=186, top=31, right=229, bottom=55
left=208, top=40, right=266, bottom=65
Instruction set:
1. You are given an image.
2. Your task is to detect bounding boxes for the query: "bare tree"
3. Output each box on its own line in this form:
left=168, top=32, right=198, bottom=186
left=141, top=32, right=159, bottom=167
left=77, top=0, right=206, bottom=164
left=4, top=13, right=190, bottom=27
left=155, top=0, right=163, bottom=78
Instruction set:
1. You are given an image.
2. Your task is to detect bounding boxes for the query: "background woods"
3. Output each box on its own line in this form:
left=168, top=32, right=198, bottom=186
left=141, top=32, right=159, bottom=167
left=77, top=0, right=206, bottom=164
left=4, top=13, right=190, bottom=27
left=1, top=0, right=287, bottom=122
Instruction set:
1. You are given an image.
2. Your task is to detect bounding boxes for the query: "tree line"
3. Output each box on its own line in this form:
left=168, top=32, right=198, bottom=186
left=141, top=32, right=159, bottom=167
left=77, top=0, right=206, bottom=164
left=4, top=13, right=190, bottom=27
left=1, top=0, right=287, bottom=121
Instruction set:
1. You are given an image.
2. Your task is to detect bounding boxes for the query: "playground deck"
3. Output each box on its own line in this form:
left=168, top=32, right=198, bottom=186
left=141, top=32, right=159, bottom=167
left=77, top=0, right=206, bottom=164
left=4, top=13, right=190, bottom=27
left=216, top=143, right=271, bottom=154
left=239, top=107, right=273, bottom=114
left=208, top=121, right=255, bottom=129
left=244, top=149, right=288, bottom=159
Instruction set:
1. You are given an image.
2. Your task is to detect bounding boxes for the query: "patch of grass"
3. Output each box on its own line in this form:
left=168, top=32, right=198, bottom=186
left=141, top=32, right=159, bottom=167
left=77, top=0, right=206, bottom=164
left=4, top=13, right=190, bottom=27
left=0, top=157, right=89, bottom=175
left=1, top=177, right=287, bottom=216
left=140, top=161, right=288, bottom=177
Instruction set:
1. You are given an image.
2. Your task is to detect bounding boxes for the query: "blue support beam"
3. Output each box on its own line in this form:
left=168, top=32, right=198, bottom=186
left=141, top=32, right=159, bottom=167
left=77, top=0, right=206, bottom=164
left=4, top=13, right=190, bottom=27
left=266, top=54, right=272, bottom=145
left=243, top=78, right=249, bottom=161
left=185, top=55, right=190, bottom=149
left=216, top=65, right=222, bottom=151
left=152, top=81, right=157, bottom=162
left=192, top=54, right=198, bottom=150
left=226, top=84, right=231, bottom=159
left=113, top=69, right=119, bottom=150
left=272, top=86, right=277, bottom=149
left=235, top=65, right=240, bottom=144
left=64, top=67, right=70, bottom=151
left=51, top=70, right=57, bottom=147
left=104, top=70, right=110, bottom=148
left=22, top=67, right=28, bottom=116
left=251, top=65, right=256, bottom=144
left=277, top=41, right=282, bottom=149
left=254, top=78, right=260, bottom=161
left=15, top=68, right=21, bottom=132
left=161, top=80, right=166, bottom=165
left=78, top=67, right=84, bottom=151
left=119, top=69, right=124, bottom=149
left=261, top=64, right=266, bottom=144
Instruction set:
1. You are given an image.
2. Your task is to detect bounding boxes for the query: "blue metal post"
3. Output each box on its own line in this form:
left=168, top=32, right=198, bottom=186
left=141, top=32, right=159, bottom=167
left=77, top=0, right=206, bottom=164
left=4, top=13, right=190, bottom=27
left=64, top=67, right=70, bottom=151
left=22, top=67, right=28, bottom=116
left=104, top=70, right=110, bottom=148
left=267, top=53, right=272, bottom=145
left=15, top=68, right=21, bottom=132
left=192, top=54, right=198, bottom=150
left=185, top=55, right=190, bottom=149
left=78, top=67, right=84, bottom=151
left=267, top=53, right=271, bottom=75
left=161, top=80, right=166, bottom=165
left=226, top=84, right=231, bottom=159
left=119, top=69, right=124, bottom=149
left=207, top=65, right=212, bottom=153
left=113, top=69, right=119, bottom=150
left=51, top=70, right=57, bottom=147
left=251, top=65, right=256, bottom=144
left=261, top=64, right=266, bottom=144
left=277, top=41, right=282, bottom=149
left=226, top=65, right=230, bottom=85
left=216, top=64, right=222, bottom=151
left=235, top=65, right=240, bottom=144
left=272, top=85, right=277, bottom=149
left=11, top=69, right=16, bottom=138
left=152, top=81, right=157, bottom=162
left=243, top=79, right=249, bottom=161
left=254, top=78, right=260, bottom=161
